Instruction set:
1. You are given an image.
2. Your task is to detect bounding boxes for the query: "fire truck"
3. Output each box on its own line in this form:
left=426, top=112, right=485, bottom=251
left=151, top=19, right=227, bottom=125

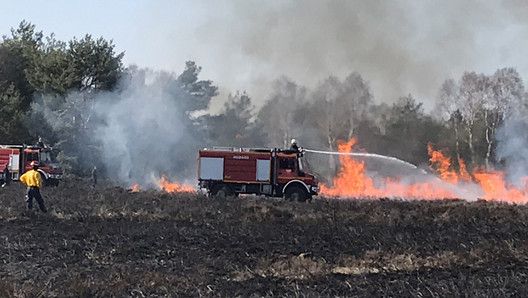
left=0, top=145, right=63, bottom=186
left=198, top=147, right=318, bottom=201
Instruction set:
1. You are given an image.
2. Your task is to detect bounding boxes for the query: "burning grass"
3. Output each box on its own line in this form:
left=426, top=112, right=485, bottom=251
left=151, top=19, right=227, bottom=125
left=320, top=138, right=528, bottom=203
left=1, top=180, right=528, bottom=296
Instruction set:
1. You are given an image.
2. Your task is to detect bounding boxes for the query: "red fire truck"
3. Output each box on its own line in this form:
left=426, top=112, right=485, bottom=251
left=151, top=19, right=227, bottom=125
left=198, top=147, right=318, bottom=201
left=0, top=145, right=63, bottom=186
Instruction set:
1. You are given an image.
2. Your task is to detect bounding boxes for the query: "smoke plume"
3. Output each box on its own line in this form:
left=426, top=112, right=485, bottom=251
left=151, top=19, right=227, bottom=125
left=92, top=70, right=201, bottom=188
left=147, top=0, right=528, bottom=110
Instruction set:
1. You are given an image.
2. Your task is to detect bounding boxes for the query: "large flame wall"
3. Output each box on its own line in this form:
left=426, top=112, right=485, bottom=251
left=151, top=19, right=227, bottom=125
left=320, top=138, right=528, bottom=203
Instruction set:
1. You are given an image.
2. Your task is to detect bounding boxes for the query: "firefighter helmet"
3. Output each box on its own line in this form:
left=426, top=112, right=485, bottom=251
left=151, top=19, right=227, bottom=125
left=30, top=161, right=39, bottom=168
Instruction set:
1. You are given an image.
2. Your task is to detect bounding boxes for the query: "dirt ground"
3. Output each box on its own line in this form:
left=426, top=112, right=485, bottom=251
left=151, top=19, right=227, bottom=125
left=1, top=179, right=528, bottom=297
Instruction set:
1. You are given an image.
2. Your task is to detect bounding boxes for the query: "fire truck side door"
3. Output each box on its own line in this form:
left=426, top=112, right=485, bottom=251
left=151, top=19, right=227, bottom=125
left=277, top=157, right=297, bottom=179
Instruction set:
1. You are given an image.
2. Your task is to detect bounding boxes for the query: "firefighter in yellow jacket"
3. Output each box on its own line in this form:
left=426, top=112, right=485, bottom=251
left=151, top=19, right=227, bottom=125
left=19, top=161, right=47, bottom=213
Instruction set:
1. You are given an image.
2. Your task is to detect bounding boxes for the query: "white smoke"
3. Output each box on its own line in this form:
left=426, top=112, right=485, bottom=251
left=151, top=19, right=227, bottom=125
left=92, top=70, right=201, bottom=188
left=495, top=118, right=528, bottom=185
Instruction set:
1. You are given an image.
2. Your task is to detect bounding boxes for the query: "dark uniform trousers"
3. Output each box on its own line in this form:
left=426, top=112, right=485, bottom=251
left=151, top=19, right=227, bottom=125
left=26, top=186, right=46, bottom=212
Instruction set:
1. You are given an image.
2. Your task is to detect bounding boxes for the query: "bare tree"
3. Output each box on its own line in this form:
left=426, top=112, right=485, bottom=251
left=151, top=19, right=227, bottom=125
left=458, top=72, right=489, bottom=166
left=437, top=78, right=463, bottom=161
left=337, top=72, right=372, bottom=139
left=483, top=68, right=525, bottom=169
left=257, top=76, right=307, bottom=148
left=309, top=76, right=348, bottom=171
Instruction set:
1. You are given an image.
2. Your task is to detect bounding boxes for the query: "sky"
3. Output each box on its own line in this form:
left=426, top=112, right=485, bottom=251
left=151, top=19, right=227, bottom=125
left=2, top=0, right=528, bottom=112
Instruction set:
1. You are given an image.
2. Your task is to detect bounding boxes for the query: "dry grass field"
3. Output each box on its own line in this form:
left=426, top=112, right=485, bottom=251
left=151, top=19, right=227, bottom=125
left=1, top=179, right=528, bottom=297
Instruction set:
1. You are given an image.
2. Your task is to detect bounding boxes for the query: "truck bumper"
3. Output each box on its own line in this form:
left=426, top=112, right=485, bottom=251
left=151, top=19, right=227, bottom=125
left=310, top=185, right=319, bottom=195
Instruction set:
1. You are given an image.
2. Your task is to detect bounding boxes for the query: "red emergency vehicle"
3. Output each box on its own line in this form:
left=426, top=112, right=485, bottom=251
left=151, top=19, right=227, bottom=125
left=0, top=145, right=63, bottom=186
left=198, top=147, right=318, bottom=201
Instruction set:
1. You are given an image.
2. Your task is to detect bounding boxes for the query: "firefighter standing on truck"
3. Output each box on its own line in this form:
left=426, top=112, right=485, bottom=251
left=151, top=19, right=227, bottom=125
left=19, top=161, right=47, bottom=213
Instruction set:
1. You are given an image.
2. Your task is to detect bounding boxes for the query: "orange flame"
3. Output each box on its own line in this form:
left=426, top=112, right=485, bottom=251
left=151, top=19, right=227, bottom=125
left=457, top=157, right=472, bottom=182
left=472, top=169, right=528, bottom=203
left=130, top=183, right=141, bottom=192
left=320, top=137, right=528, bottom=203
left=320, top=139, right=382, bottom=197
left=156, top=175, right=195, bottom=192
left=427, top=143, right=457, bottom=183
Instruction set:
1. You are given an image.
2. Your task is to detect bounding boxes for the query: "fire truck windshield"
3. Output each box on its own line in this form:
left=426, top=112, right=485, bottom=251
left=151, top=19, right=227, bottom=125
left=40, top=151, right=51, bottom=163
left=298, top=156, right=313, bottom=173
left=27, top=152, right=39, bottom=161
left=298, top=157, right=305, bottom=172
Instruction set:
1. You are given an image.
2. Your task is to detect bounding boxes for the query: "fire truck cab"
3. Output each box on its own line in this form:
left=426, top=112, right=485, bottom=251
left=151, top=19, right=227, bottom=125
left=0, top=144, right=63, bottom=186
left=198, top=147, right=318, bottom=201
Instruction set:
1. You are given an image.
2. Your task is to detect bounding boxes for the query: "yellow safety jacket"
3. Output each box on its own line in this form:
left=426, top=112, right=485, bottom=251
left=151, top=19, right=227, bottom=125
left=19, top=169, right=42, bottom=188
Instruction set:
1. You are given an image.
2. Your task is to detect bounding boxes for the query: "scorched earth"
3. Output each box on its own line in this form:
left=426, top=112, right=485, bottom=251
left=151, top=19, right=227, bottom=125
left=1, top=179, right=528, bottom=297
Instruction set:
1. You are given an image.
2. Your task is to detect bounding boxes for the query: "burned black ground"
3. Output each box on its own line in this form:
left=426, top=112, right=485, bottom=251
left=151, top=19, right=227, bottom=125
left=1, top=179, right=528, bottom=297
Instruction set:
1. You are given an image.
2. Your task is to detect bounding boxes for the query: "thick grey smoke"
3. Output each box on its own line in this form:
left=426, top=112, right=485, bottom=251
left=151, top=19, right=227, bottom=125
left=156, top=0, right=528, bottom=110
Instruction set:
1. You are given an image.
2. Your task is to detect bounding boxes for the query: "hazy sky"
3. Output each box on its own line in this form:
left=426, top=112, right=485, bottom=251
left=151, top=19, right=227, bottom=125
left=2, top=0, right=528, bottom=111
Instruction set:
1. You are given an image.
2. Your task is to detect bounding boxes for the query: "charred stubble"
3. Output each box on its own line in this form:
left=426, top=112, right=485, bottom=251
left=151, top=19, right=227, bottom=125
left=1, top=180, right=528, bottom=297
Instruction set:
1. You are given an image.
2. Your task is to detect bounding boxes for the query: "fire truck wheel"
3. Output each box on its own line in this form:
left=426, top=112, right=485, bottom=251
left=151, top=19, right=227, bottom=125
left=285, top=186, right=308, bottom=202
left=212, top=185, right=232, bottom=199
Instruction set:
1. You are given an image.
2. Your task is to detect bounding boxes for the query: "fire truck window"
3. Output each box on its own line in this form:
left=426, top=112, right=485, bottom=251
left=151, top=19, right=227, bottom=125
left=279, top=158, right=295, bottom=170
left=41, top=152, right=51, bottom=162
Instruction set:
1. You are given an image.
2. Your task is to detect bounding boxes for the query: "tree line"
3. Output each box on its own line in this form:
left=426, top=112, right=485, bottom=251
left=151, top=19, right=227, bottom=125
left=1, top=21, right=527, bottom=183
